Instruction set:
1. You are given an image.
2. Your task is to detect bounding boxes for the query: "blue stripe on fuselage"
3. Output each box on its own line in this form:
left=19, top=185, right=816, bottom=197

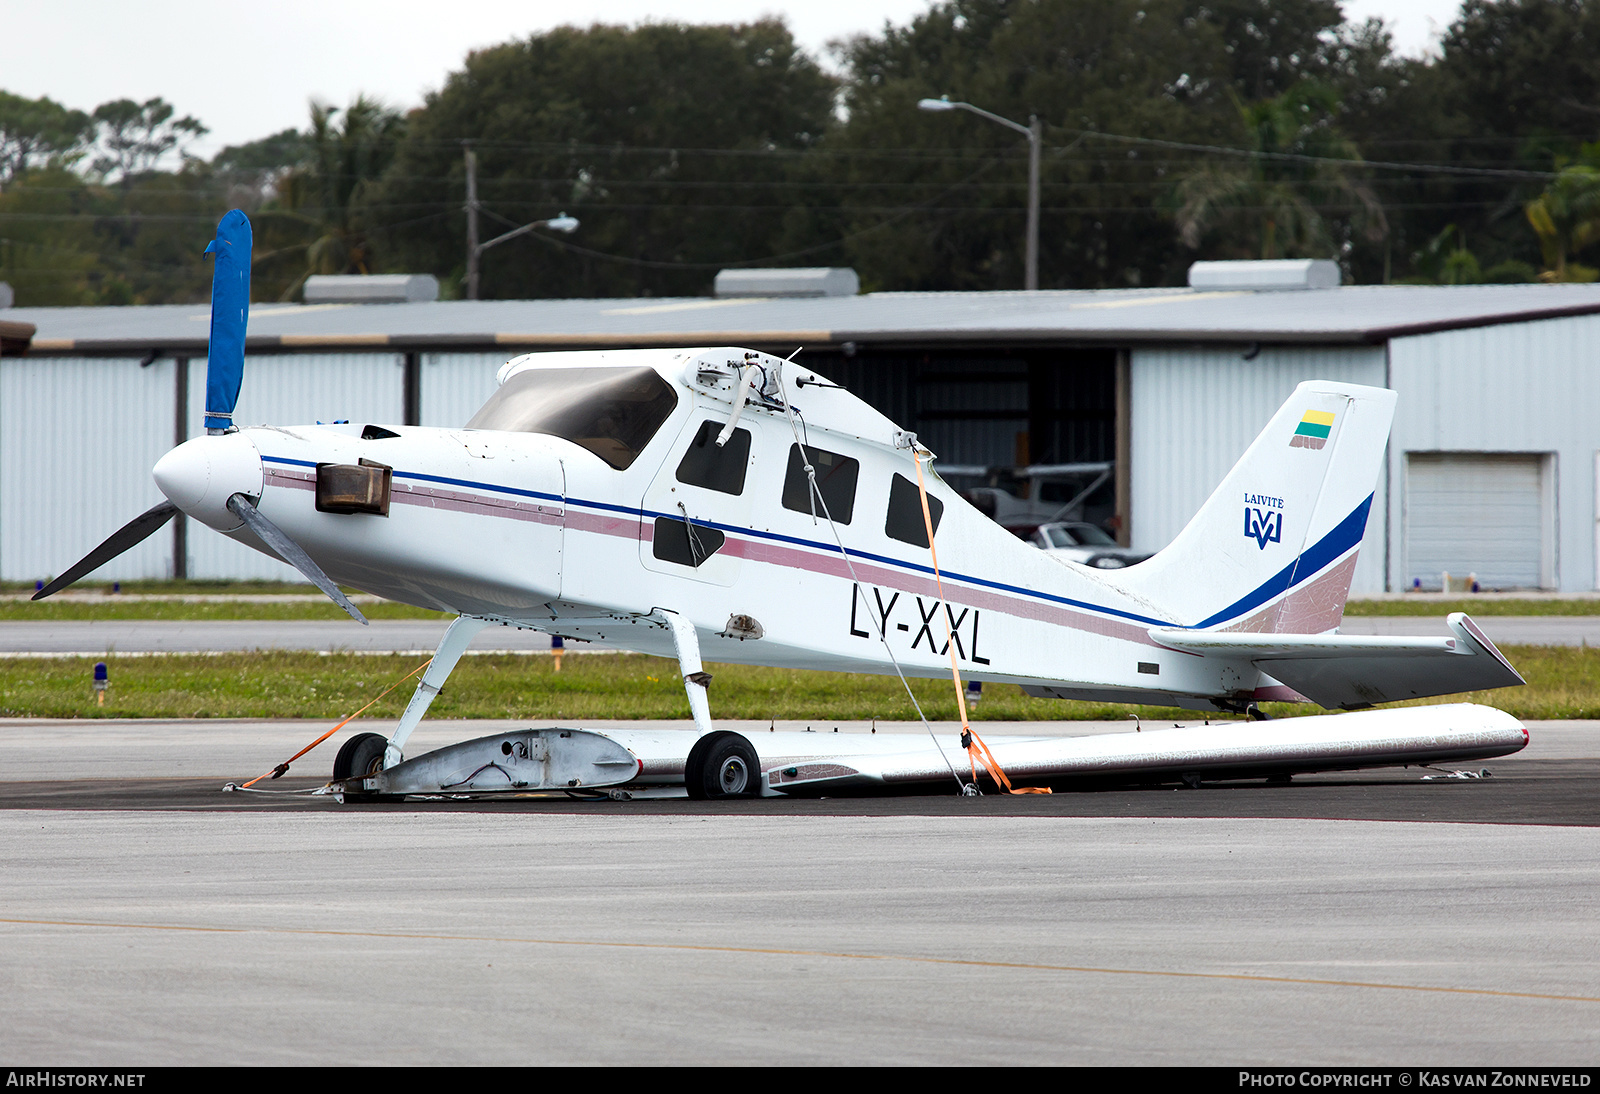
left=261, top=455, right=1371, bottom=632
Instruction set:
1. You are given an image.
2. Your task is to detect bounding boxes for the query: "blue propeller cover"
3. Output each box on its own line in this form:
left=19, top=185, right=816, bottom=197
left=203, top=210, right=252, bottom=431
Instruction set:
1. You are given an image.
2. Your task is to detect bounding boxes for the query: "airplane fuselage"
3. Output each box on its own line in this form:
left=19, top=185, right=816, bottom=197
left=164, top=348, right=1260, bottom=707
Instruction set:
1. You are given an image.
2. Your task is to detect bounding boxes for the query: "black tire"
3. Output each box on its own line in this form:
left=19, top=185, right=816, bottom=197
left=333, top=732, right=389, bottom=800
left=683, top=731, right=761, bottom=800
left=683, top=732, right=718, bottom=801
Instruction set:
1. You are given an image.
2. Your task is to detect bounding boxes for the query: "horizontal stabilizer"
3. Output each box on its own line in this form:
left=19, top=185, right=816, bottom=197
left=1149, top=612, right=1524, bottom=709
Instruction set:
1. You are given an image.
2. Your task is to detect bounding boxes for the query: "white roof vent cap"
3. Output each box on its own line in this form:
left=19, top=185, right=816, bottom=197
left=714, top=267, right=860, bottom=299
left=304, top=274, right=440, bottom=305
left=1188, top=259, right=1341, bottom=292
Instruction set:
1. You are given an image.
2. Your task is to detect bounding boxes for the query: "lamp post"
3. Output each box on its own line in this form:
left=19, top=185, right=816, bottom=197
left=463, top=144, right=580, bottom=300
left=918, top=96, right=1041, bottom=290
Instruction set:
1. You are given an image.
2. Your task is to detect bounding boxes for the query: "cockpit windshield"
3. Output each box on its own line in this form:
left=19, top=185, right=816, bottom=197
left=465, top=366, right=679, bottom=470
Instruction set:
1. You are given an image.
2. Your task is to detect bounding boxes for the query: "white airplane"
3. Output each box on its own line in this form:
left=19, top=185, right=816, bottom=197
left=37, top=213, right=1529, bottom=800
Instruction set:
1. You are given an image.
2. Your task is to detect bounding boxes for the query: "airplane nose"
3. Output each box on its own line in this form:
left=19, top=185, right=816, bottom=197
left=153, top=432, right=263, bottom=531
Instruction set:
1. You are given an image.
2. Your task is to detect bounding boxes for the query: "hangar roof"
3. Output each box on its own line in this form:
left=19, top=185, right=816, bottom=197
left=11, top=282, right=1600, bottom=356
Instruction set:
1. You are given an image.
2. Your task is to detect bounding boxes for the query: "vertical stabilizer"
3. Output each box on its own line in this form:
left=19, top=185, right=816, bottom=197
left=1111, top=381, right=1395, bottom=632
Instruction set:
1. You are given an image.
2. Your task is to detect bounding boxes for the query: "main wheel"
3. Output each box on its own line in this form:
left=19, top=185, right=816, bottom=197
left=683, top=731, right=761, bottom=800
left=333, top=732, right=389, bottom=801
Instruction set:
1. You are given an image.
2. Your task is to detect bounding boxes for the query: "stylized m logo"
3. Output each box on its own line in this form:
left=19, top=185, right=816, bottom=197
left=1244, top=507, right=1282, bottom=550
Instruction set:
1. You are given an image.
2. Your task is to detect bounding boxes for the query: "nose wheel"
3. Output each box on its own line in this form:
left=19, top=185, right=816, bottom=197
left=334, top=732, right=390, bottom=802
left=684, top=731, right=762, bottom=799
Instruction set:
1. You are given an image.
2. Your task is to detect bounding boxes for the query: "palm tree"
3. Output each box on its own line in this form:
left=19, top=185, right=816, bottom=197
left=1174, top=84, right=1385, bottom=261
left=1525, top=165, right=1600, bottom=283
left=253, top=97, right=404, bottom=299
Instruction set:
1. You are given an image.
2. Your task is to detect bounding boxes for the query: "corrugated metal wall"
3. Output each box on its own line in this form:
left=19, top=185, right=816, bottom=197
left=419, top=352, right=508, bottom=428
left=1388, top=313, right=1600, bottom=591
left=181, top=353, right=409, bottom=580
left=1, top=356, right=177, bottom=583
left=1, top=351, right=415, bottom=584
left=1129, top=345, right=1389, bottom=595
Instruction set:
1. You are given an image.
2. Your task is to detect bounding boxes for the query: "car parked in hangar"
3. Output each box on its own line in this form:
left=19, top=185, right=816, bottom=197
left=1028, top=521, right=1150, bottom=569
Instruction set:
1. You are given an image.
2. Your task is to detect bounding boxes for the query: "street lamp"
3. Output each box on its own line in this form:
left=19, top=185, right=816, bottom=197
left=463, top=143, right=579, bottom=300
left=918, top=96, right=1042, bottom=290
left=466, top=213, right=579, bottom=301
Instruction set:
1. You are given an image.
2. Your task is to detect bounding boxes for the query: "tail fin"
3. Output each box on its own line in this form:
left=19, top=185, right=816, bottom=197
left=1114, top=381, right=1395, bottom=633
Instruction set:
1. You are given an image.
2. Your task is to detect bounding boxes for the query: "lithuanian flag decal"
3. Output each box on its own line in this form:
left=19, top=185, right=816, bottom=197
left=1290, top=409, right=1335, bottom=449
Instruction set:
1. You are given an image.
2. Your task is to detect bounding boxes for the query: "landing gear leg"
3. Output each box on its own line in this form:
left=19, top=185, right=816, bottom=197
left=656, top=609, right=713, bottom=738
left=383, top=615, right=491, bottom=768
left=652, top=610, right=765, bottom=798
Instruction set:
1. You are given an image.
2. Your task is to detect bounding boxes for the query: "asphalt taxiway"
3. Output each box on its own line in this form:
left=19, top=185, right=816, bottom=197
left=2, top=716, right=1597, bottom=1065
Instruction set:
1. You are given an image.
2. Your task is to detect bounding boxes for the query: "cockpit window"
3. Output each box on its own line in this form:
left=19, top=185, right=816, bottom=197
left=465, top=366, right=678, bottom=470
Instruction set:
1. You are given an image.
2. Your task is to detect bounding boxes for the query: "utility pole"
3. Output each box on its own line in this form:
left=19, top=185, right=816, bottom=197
left=463, top=141, right=578, bottom=299
left=464, top=143, right=480, bottom=300
left=1025, top=114, right=1041, bottom=292
left=918, top=98, right=1043, bottom=290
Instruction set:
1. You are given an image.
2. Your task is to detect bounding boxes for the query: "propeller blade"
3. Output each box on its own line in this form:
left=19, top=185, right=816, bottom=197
left=225, top=494, right=368, bottom=625
left=203, top=210, right=251, bottom=434
left=32, top=501, right=180, bottom=600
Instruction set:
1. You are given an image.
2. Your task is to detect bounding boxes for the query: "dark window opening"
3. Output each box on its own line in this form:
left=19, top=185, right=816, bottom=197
left=465, top=365, right=678, bottom=470
left=652, top=517, right=726, bottom=568
left=782, top=444, right=858, bottom=523
left=675, top=420, right=751, bottom=495
left=885, top=473, right=943, bottom=548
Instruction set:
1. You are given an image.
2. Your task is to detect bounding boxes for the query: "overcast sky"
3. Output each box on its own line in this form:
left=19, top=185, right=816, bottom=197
left=4, top=0, right=1464, bottom=158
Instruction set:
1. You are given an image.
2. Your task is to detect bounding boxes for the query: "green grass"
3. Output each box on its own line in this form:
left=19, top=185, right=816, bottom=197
left=0, top=580, right=338, bottom=596
left=0, top=645, right=1589, bottom=722
left=1344, top=598, right=1600, bottom=617
left=0, top=599, right=448, bottom=622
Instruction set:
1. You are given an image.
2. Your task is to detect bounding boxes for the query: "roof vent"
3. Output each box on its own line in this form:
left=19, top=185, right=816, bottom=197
left=1187, top=259, right=1341, bottom=292
left=304, top=274, right=440, bottom=305
left=713, top=267, right=860, bottom=299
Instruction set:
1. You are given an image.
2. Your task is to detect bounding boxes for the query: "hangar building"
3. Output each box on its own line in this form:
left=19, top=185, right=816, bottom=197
left=5, top=272, right=1600, bottom=595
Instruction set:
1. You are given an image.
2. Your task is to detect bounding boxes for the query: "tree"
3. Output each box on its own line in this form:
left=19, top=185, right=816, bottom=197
left=369, top=20, right=837, bottom=298
left=1183, top=0, right=1345, bottom=100
left=1525, top=162, right=1600, bottom=280
left=90, top=98, right=208, bottom=182
left=252, top=98, right=404, bottom=300
left=211, top=128, right=313, bottom=206
left=1439, top=0, right=1600, bottom=156
left=820, top=0, right=1239, bottom=290
left=1174, top=83, right=1385, bottom=261
left=0, top=92, right=92, bottom=185
left=1381, top=0, right=1600, bottom=280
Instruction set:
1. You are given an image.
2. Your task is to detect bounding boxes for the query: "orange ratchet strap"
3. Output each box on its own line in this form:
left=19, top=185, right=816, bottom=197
left=910, top=450, right=1050, bottom=795
left=241, top=656, right=433, bottom=788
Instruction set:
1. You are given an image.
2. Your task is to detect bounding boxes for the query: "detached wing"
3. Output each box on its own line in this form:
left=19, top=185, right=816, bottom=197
left=595, top=703, right=1529, bottom=795
left=1149, top=612, right=1524, bottom=709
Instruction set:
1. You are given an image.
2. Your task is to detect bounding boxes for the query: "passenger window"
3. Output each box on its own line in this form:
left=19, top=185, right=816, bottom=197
left=782, top=444, right=858, bottom=524
left=885, top=473, right=943, bottom=548
left=675, top=420, right=750, bottom=495
left=652, top=517, right=726, bottom=568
